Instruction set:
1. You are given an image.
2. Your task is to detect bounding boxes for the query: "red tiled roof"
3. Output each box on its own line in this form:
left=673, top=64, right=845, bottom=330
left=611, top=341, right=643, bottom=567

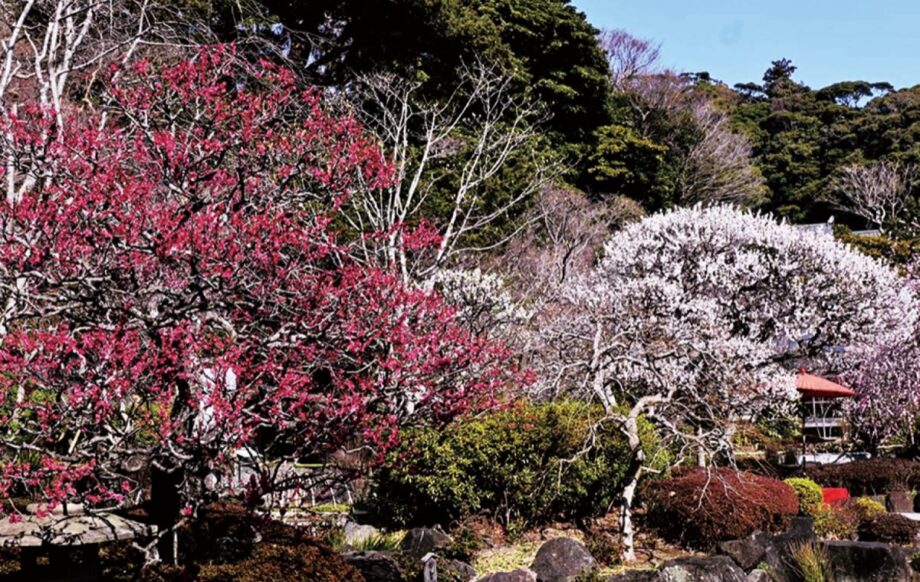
left=796, top=371, right=855, bottom=398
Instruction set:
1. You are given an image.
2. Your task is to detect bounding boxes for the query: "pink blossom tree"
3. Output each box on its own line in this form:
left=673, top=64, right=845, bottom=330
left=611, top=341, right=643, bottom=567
left=844, top=339, right=920, bottom=453
left=0, top=48, right=513, bottom=560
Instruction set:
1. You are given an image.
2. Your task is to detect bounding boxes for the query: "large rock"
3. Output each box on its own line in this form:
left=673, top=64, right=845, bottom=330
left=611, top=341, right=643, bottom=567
left=439, top=559, right=477, bottom=581
left=767, top=517, right=817, bottom=582
left=754, top=543, right=791, bottom=582
left=786, top=516, right=815, bottom=537
left=823, top=540, right=911, bottom=582
left=343, top=521, right=381, bottom=546
left=345, top=550, right=403, bottom=582
left=399, top=527, right=452, bottom=559
left=530, top=537, right=597, bottom=581
left=658, top=556, right=746, bottom=582
left=477, top=568, right=537, bottom=582
left=745, top=570, right=772, bottom=582
left=718, top=532, right=771, bottom=570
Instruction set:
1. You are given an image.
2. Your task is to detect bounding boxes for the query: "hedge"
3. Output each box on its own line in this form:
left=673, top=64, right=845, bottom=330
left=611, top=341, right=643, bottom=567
left=804, top=458, right=920, bottom=496
left=858, top=514, right=920, bottom=545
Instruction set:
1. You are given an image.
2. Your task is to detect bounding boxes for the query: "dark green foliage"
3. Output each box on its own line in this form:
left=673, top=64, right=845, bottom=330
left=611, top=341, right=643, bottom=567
left=363, top=401, right=666, bottom=529
left=858, top=514, right=920, bottom=544
left=588, top=124, right=669, bottom=206
left=730, top=59, right=920, bottom=224
left=834, top=226, right=920, bottom=268
left=642, top=468, right=800, bottom=550
left=805, top=459, right=920, bottom=496
left=204, top=0, right=612, bottom=166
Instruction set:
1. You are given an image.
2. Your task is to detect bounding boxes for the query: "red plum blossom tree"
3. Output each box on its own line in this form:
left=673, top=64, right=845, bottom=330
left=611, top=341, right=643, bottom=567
left=0, top=48, right=514, bottom=559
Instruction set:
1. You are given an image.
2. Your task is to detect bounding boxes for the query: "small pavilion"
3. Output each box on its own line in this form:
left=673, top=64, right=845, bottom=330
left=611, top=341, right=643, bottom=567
left=795, top=370, right=865, bottom=467
left=797, top=370, right=856, bottom=441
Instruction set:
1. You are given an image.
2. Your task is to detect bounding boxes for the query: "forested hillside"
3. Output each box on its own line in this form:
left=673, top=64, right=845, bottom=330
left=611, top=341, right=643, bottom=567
left=168, top=0, right=920, bottom=236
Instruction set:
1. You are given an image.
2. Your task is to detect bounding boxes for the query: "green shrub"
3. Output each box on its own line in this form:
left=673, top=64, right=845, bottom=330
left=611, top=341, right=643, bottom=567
left=785, top=478, right=824, bottom=516
left=364, top=401, right=667, bottom=528
left=813, top=504, right=858, bottom=540
left=852, top=497, right=886, bottom=521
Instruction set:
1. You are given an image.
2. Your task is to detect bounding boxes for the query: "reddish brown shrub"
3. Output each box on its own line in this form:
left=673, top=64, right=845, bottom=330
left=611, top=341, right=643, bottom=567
left=805, top=459, right=920, bottom=496
left=857, top=514, right=920, bottom=545
left=642, top=468, right=799, bottom=549
left=197, top=541, right=363, bottom=582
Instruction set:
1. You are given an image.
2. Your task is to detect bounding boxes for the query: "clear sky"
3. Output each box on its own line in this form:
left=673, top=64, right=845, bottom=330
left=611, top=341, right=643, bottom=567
left=573, top=0, right=920, bottom=90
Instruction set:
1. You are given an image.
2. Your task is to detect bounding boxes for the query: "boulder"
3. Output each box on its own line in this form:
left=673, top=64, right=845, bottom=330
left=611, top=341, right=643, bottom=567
left=344, top=550, right=403, bottom=582
left=717, top=532, right=771, bottom=570
left=754, top=543, right=791, bottom=582
left=658, top=556, right=746, bottom=582
left=530, top=537, right=597, bottom=581
left=889, top=491, right=914, bottom=513
left=399, top=527, right=452, bottom=559
left=786, top=516, right=815, bottom=537
left=343, top=521, right=382, bottom=547
left=745, top=570, right=772, bottom=582
left=440, top=559, right=477, bottom=581
left=823, top=540, right=911, bottom=582
left=477, top=568, right=538, bottom=582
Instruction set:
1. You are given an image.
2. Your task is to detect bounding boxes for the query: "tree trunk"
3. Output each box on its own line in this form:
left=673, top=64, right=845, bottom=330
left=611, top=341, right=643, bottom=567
left=150, top=464, right=183, bottom=564
left=620, top=415, right=645, bottom=563
left=697, top=426, right=706, bottom=467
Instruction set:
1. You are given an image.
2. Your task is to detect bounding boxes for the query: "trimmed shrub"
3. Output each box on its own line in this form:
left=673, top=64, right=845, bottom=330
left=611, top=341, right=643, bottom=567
left=858, top=514, right=920, bottom=545
left=181, top=501, right=318, bottom=564
left=813, top=504, right=859, bottom=540
left=852, top=497, right=887, bottom=521
left=785, top=478, right=824, bottom=515
left=642, top=468, right=799, bottom=550
left=197, top=542, right=363, bottom=582
left=364, top=401, right=667, bottom=528
left=805, top=458, right=920, bottom=496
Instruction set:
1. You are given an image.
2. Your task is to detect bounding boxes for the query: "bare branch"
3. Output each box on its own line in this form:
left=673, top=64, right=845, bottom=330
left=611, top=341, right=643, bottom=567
left=828, top=160, right=917, bottom=233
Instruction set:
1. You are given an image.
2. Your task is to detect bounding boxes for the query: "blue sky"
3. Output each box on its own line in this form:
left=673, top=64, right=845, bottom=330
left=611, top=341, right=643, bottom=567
left=573, top=0, right=920, bottom=90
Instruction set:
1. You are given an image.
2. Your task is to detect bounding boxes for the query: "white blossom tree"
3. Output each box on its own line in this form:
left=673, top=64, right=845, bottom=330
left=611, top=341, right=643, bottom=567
left=844, top=265, right=920, bottom=452
left=541, top=205, right=917, bottom=560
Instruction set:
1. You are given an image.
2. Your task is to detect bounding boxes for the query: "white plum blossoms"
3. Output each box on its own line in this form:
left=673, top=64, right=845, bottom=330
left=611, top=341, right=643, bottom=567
left=559, top=204, right=916, bottom=416
left=543, top=204, right=917, bottom=559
